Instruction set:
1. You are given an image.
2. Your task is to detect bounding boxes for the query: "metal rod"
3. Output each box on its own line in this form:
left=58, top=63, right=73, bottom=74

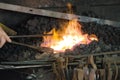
left=0, top=59, right=120, bottom=69
left=0, top=64, right=51, bottom=69
left=67, top=50, right=120, bottom=58
left=0, top=3, right=120, bottom=27
left=10, top=41, right=53, bottom=53
left=9, top=34, right=53, bottom=38
left=90, top=3, right=120, bottom=7
left=11, top=41, right=39, bottom=49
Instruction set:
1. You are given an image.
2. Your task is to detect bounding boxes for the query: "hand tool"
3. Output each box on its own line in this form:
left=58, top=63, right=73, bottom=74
left=9, top=34, right=53, bottom=38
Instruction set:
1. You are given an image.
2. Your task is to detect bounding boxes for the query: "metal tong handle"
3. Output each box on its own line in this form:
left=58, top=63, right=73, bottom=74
left=8, top=34, right=53, bottom=53
left=9, top=34, right=53, bottom=38
left=10, top=41, right=53, bottom=53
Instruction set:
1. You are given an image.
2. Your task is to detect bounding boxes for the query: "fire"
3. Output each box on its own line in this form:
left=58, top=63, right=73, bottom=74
left=41, top=19, right=98, bottom=52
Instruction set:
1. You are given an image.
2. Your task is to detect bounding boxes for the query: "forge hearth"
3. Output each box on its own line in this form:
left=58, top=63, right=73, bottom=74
left=0, top=0, right=120, bottom=80
left=0, top=8, right=120, bottom=80
left=0, top=16, right=120, bottom=61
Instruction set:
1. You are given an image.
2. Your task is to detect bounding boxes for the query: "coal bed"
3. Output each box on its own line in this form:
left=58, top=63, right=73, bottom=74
left=0, top=16, right=120, bottom=61
left=0, top=13, right=120, bottom=80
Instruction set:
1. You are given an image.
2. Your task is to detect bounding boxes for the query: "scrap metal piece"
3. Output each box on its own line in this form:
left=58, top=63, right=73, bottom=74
left=107, top=63, right=113, bottom=80
left=52, top=63, right=60, bottom=80
left=99, top=69, right=106, bottom=80
left=88, top=56, right=97, bottom=80
left=89, top=69, right=96, bottom=80
left=72, top=68, right=78, bottom=80
left=88, top=55, right=97, bottom=70
left=83, top=66, right=89, bottom=80
left=114, top=62, right=118, bottom=80
left=0, top=3, right=120, bottom=27
left=53, top=57, right=66, bottom=80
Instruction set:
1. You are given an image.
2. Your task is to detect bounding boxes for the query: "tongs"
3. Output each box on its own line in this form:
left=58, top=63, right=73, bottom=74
left=8, top=34, right=53, bottom=53
left=9, top=34, right=53, bottom=38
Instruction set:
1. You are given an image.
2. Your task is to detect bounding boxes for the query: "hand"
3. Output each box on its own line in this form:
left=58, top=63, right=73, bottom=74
left=0, top=27, right=11, bottom=48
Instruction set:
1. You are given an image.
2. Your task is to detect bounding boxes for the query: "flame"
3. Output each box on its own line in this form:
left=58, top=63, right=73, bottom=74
left=41, top=19, right=98, bottom=53
left=67, top=2, right=73, bottom=13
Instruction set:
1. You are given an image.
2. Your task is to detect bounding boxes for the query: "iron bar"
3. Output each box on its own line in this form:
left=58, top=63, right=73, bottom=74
left=0, top=3, right=120, bottom=27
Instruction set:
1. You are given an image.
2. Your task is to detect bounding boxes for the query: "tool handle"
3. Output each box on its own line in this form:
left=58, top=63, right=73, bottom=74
left=9, top=34, right=52, bottom=38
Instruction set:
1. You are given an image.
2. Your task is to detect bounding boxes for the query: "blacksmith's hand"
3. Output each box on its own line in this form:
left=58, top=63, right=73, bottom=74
left=0, top=27, right=11, bottom=48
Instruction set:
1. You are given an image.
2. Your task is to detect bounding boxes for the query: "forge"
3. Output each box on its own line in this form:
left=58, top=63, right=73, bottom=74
left=0, top=1, right=120, bottom=80
left=41, top=19, right=98, bottom=53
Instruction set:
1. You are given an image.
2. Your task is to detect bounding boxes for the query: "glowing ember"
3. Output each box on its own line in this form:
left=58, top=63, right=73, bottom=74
left=41, top=19, right=98, bottom=52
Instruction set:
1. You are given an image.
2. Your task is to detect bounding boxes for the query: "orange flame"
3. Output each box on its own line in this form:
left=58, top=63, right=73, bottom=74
left=41, top=19, right=98, bottom=53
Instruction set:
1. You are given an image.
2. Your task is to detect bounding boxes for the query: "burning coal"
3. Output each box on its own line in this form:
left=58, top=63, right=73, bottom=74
left=41, top=19, right=98, bottom=53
